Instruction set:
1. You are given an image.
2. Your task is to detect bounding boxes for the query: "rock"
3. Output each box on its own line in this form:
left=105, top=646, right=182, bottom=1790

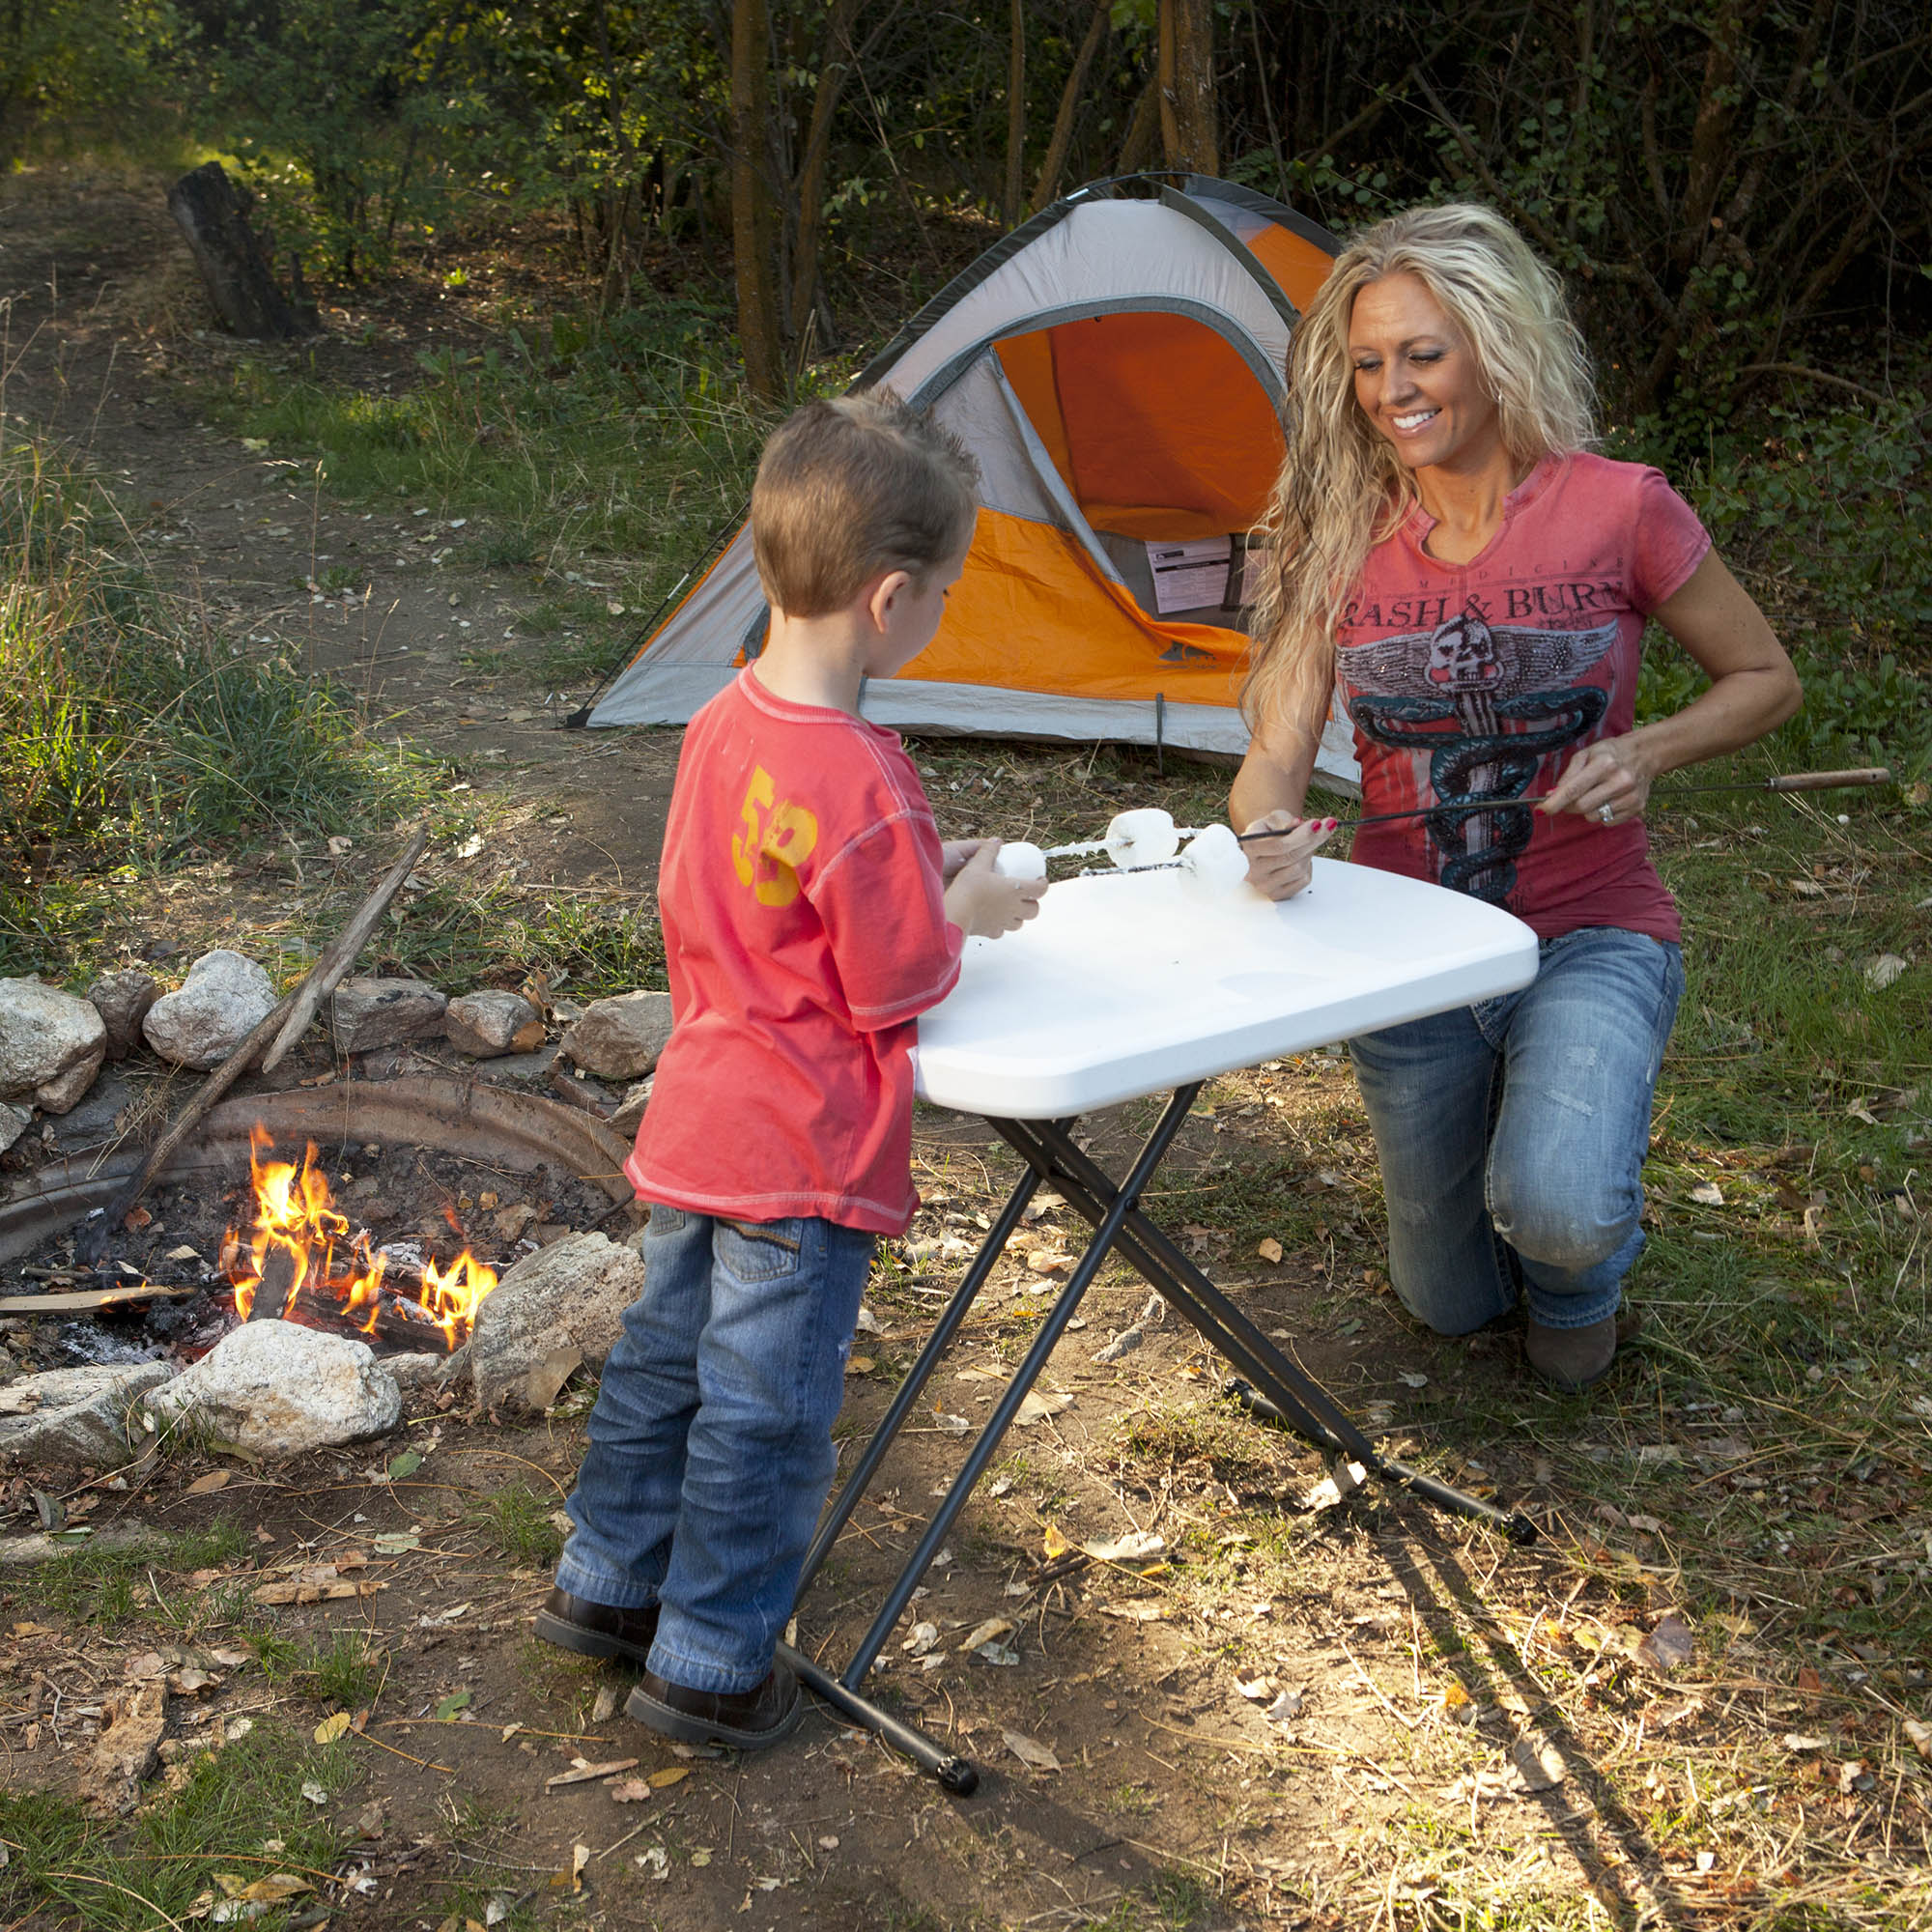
left=561, top=990, right=675, bottom=1081
left=329, top=977, right=448, bottom=1053
left=86, top=970, right=160, bottom=1060
left=45, top=1068, right=130, bottom=1142
left=609, top=1077, right=653, bottom=1138
left=33, top=1046, right=104, bottom=1116
left=445, top=988, right=545, bottom=1059
left=0, top=1363, right=176, bottom=1468
left=143, top=951, right=276, bottom=1069
left=0, top=978, right=109, bottom=1107
left=470, top=1231, right=644, bottom=1411
left=150, top=1321, right=400, bottom=1457
left=384, top=1351, right=448, bottom=1389
left=0, top=1100, right=31, bottom=1153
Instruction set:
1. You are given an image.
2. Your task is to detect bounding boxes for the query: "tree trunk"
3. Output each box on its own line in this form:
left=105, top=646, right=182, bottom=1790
left=1003, top=0, right=1027, bottom=227
left=1031, top=0, right=1110, bottom=213
left=789, top=0, right=866, bottom=339
left=166, top=163, right=319, bottom=340
left=1158, top=0, right=1218, bottom=175
left=1116, top=68, right=1160, bottom=172
left=730, top=0, right=783, bottom=400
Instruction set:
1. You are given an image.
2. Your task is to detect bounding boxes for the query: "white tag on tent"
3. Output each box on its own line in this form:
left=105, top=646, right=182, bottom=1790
left=1146, top=536, right=1233, bottom=614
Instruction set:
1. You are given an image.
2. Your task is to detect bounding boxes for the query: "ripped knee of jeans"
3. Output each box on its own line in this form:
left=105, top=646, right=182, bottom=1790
left=1489, top=1189, right=1637, bottom=1273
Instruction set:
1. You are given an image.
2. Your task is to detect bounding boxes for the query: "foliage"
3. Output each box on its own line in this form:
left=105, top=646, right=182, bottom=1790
left=0, top=0, right=179, bottom=168
left=0, top=1722, right=349, bottom=1930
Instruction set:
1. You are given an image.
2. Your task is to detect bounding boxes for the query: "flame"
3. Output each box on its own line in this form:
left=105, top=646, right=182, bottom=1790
left=227, top=1126, right=497, bottom=1350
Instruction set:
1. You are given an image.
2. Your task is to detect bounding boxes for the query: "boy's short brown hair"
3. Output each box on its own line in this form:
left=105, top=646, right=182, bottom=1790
left=751, top=390, right=979, bottom=617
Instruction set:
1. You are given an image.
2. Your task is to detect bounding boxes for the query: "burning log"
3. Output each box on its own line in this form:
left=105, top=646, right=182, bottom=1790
left=81, top=824, right=430, bottom=1264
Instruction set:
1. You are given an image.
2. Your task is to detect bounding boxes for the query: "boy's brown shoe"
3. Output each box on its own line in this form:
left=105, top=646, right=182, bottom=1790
left=627, top=1661, right=804, bottom=1750
left=534, top=1588, right=660, bottom=1666
left=1523, top=1315, right=1619, bottom=1392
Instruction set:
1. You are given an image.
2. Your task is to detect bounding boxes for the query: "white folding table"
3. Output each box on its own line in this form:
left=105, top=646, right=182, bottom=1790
left=778, top=856, right=1541, bottom=1790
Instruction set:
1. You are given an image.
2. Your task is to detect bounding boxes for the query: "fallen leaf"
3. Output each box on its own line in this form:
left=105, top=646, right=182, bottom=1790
left=300, top=1779, right=328, bottom=1805
left=1690, top=1181, right=1725, bottom=1207
left=1082, top=1530, right=1165, bottom=1564
left=435, top=1690, right=472, bottom=1720
left=930, top=1410, right=972, bottom=1434
left=1235, top=1674, right=1273, bottom=1701
left=1099, top=1600, right=1166, bottom=1623
left=1306, top=1460, right=1368, bottom=1511
left=1636, top=1614, right=1693, bottom=1674
left=645, top=1766, right=689, bottom=1790
left=591, top=1685, right=619, bottom=1723
left=386, top=1450, right=424, bottom=1481
left=355, top=1799, right=386, bottom=1839
left=1015, top=1389, right=1073, bottom=1426
left=1257, top=1236, right=1284, bottom=1264
left=314, top=1712, right=353, bottom=1744
left=546, top=1756, right=639, bottom=1791
left=1783, top=1733, right=1830, bottom=1752
left=1399, top=1371, right=1428, bottom=1388
left=373, top=1531, right=420, bottom=1555
left=1865, top=952, right=1909, bottom=991
left=1903, top=1718, right=1932, bottom=1760
left=959, top=1617, right=1014, bottom=1653
left=525, top=1345, right=583, bottom=1410
left=1003, top=1728, right=1062, bottom=1772
left=1509, top=1738, right=1568, bottom=1793
left=166, top=1244, right=202, bottom=1263
left=219, top=1873, right=309, bottom=1905
left=185, top=1470, right=231, bottom=1495
left=1041, top=1524, right=1071, bottom=1560
left=1265, top=1688, right=1306, bottom=1724
left=608, top=1778, right=653, bottom=1803
left=125, top=1651, right=170, bottom=1681
left=1027, top=1249, right=1072, bottom=1274
left=975, top=1642, right=1020, bottom=1665
left=551, top=1844, right=592, bottom=1893
left=844, top=1355, right=875, bottom=1376
left=900, top=1622, right=940, bottom=1657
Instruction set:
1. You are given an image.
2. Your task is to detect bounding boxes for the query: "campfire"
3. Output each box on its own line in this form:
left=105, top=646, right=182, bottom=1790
left=223, top=1127, right=497, bottom=1350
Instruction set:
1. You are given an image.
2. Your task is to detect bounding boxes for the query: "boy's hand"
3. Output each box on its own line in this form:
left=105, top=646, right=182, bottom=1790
left=944, top=839, right=1046, bottom=938
left=940, top=838, right=993, bottom=883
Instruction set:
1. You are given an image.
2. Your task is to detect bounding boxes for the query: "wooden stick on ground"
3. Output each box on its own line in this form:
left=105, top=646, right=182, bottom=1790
left=79, top=824, right=430, bottom=1263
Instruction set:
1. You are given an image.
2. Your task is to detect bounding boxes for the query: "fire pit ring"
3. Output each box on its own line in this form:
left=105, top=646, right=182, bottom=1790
left=0, top=1076, right=637, bottom=1266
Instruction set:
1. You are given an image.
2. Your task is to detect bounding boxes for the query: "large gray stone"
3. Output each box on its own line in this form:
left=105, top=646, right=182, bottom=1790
left=469, top=1230, right=643, bottom=1411
left=0, top=1363, right=176, bottom=1469
left=149, top=1321, right=400, bottom=1458
left=86, top=970, right=160, bottom=1061
left=444, top=989, right=545, bottom=1059
left=34, top=1047, right=104, bottom=1116
left=143, top=952, right=276, bottom=1069
left=0, top=978, right=108, bottom=1107
left=330, top=977, right=448, bottom=1054
left=0, top=1101, right=29, bottom=1153
left=561, top=990, right=674, bottom=1082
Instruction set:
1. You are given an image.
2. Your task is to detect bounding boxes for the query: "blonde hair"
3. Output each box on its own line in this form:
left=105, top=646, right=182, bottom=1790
left=752, top=389, right=979, bottom=617
left=1244, top=204, right=1596, bottom=744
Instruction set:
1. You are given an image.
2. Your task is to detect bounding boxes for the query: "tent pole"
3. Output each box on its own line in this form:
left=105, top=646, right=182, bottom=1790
left=1155, top=691, right=1166, bottom=776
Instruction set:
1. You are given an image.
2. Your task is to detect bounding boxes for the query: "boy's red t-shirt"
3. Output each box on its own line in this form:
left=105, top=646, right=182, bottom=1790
left=1334, top=451, right=1710, bottom=942
left=626, top=668, right=963, bottom=1236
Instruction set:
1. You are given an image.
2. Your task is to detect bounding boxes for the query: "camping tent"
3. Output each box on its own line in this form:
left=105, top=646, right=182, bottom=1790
left=582, top=174, right=1358, bottom=785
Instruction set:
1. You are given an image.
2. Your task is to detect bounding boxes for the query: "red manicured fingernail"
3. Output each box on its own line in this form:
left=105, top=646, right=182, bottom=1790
left=1325, top=818, right=1338, bottom=830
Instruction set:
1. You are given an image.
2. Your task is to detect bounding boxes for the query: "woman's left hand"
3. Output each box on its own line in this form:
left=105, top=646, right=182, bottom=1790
left=1536, top=734, right=1657, bottom=829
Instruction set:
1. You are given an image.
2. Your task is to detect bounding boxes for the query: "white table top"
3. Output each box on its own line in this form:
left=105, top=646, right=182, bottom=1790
left=913, top=857, right=1539, bottom=1119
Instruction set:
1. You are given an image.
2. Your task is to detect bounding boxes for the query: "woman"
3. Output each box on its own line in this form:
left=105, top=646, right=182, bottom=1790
left=1232, top=204, right=1800, bottom=1391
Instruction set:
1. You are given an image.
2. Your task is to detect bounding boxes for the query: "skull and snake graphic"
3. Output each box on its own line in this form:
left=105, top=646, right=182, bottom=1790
left=1340, top=610, right=1619, bottom=904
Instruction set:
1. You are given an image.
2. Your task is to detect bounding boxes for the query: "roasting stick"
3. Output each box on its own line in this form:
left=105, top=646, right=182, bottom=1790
left=78, top=824, right=432, bottom=1264
left=1236, top=766, right=1893, bottom=839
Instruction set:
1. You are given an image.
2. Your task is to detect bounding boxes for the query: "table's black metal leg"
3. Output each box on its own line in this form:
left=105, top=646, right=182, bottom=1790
left=998, top=1117, right=1538, bottom=1546
left=794, top=1155, right=1050, bottom=1600
left=775, top=1639, right=980, bottom=1794
left=839, top=1087, right=1201, bottom=1690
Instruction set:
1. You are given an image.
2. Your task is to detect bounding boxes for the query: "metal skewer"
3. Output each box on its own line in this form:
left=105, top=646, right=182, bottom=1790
left=1236, top=765, right=1893, bottom=839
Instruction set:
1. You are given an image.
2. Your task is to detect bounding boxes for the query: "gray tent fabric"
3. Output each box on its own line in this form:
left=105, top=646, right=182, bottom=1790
left=585, top=176, right=1358, bottom=788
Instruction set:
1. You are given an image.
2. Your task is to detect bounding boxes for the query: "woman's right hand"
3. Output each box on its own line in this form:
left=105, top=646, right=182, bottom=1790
left=1238, top=810, right=1338, bottom=901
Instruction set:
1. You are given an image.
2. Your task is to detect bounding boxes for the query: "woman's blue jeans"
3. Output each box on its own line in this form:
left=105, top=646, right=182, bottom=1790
left=555, top=1205, right=872, bottom=1693
left=1348, top=926, right=1684, bottom=1337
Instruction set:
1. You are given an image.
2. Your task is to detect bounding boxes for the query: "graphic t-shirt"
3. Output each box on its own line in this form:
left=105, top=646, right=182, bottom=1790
left=627, top=669, right=963, bottom=1236
left=1334, top=451, right=1709, bottom=943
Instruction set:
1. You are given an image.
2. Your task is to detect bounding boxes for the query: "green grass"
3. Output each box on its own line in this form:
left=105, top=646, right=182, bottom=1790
left=248, top=1628, right=384, bottom=1709
left=0, top=1722, right=350, bottom=1931
left=3, top=1525, right=248, bottom=1630
left=464, top=1482, right=567, bottom=1568
left=0, top=438, right=441, bottom=976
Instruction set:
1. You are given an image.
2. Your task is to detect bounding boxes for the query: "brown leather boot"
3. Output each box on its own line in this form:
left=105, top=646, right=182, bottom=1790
left=1524, top=1314, right=1619, bottom=1391
left=627, top=1661, right=804, bottom=1749
left=534, top=1588, right=660, bottom=1666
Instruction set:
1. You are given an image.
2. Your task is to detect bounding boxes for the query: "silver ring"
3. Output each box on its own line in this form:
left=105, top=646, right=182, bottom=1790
left=1597, top=804, right=1615, bottom=824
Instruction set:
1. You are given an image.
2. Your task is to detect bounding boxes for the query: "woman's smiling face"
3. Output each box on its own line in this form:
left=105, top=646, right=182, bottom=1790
left=1348, top=271, right=1501, bottom=474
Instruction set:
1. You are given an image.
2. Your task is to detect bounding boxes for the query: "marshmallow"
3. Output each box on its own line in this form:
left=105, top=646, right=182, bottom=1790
left=1104, top=809, right=1180, bottom=868
left=1179, top=822, right=1249, bottom=891
left=993, top=841, right=1047, bottom=881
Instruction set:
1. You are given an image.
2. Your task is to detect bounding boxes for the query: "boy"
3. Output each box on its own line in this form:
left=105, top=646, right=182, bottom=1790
left=536, top=392, right=1044, bottom=1748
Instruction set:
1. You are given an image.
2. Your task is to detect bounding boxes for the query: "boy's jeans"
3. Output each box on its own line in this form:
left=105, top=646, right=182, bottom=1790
left=1348, top=926, right=1684, bottom=1337
left=556, top=1206, right=873, bottom=1693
